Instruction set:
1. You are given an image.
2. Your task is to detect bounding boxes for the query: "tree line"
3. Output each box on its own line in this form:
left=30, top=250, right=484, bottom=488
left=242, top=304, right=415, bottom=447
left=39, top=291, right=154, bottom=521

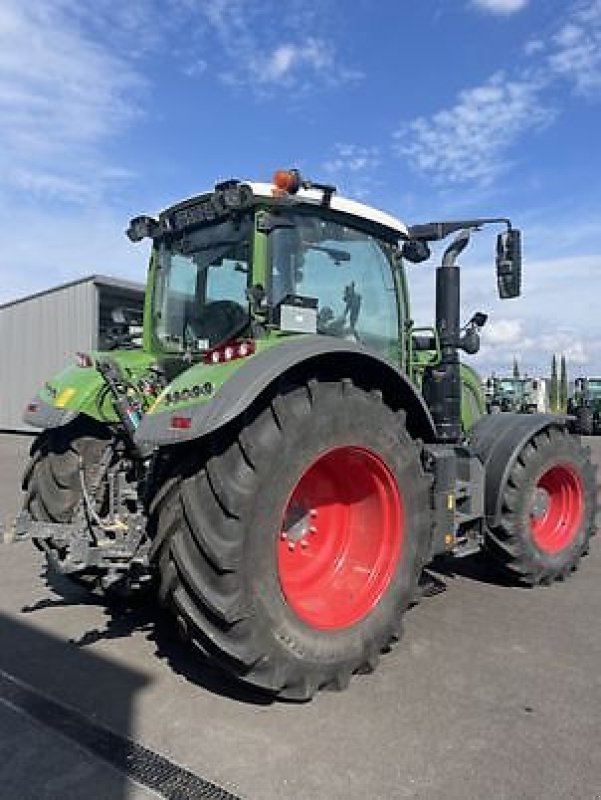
left=511, top=354, right=568, bottom=412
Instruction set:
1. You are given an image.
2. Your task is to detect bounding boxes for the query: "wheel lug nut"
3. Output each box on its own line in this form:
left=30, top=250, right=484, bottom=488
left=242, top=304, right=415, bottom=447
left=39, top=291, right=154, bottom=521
left=288, top=542, right=295, bottom=551
left=310, top=509, right=318, bottom=518
left=281, top=532, right=287, bottom=540
left=309, top=526, right=317, bottom=534
left=300, top=539, right=309, bottom=548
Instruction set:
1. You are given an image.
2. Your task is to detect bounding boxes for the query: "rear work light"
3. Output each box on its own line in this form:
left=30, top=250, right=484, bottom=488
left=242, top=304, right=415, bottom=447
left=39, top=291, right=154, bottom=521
left=203, top=339, right=256, bottom=365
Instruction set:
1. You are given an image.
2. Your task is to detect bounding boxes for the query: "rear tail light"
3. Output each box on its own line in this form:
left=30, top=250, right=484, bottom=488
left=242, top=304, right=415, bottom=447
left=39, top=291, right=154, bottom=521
left=170, top=415, right=192, bottom=430
left=76, top=352, right=94, bottom=368
left=204, top=339, right=256, bottom=365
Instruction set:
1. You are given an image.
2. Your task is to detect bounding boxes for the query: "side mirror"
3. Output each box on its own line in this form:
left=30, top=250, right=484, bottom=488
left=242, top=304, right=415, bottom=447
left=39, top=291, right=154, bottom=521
left=496, top=228, right=522, bottom=299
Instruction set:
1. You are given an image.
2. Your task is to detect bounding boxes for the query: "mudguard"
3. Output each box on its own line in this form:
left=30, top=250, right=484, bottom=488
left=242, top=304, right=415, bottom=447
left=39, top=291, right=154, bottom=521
left=469, top=411, right=569, bottom=527
left=23, top=398, right=79, bottom=429
left=135, top=335, right=437, bottom=448
left=21, top=352, right=157, bottom=430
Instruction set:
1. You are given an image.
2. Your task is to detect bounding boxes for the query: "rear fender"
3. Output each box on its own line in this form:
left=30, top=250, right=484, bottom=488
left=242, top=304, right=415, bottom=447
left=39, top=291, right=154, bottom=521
left=23, top=350, right=158, bottom=430
left=23, top=364, right=108, bottom=429
left=135, top=336, right=437, bottom=448
left=469, top=412, right=570, bottom=527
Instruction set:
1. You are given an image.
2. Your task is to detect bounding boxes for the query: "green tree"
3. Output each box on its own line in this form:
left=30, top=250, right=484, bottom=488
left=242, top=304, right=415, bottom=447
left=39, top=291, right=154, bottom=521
left=512, top=357, right=520, bottom=379
left=550, top=354, right=559, bottom=412
left=560, top=354, right=568, bottom=412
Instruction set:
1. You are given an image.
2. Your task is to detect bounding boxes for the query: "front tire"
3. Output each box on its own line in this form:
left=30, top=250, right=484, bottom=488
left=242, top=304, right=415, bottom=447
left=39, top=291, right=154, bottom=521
left=22, top=417, right=112, bottom=574
left=152, top=379, right=430, bottom=699
left=484, top=426, right=596, bottom=584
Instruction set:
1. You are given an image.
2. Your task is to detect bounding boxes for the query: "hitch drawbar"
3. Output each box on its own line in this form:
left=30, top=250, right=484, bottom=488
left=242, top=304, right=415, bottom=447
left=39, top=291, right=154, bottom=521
left=12, top=512, right=80, bottom=544
left=10, top=509, right=149, bottom=588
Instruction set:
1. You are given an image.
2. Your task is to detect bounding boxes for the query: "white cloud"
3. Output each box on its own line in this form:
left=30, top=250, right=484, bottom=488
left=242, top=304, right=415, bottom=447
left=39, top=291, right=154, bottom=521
left=183, top=58, right=208, bottom=78
left=484, top=318, right=524, bottom=345
left=472, top=0, right=528, bottom=13
left=548, top=1, right=601, bottom=94
left=258, top=39, right=334, bottom=85
left=323, top=144, right=381, bottom=175
left=193, top=0, right=362, bottom=92
left=524, top=39, right=545, bottom=56
left=396, top=1, right=601, bottom=188
left=394, top=73, right=554, bottom=186
left=0, top=1, right=143, bottom=204
left=320, top=144, right=383, bottom=200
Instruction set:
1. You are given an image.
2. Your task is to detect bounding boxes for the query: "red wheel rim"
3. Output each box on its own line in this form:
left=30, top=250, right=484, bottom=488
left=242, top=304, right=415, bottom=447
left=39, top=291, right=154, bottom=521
left=277, top=446, right=403, bottom=630
left=530, top=464, right=584, bottom=554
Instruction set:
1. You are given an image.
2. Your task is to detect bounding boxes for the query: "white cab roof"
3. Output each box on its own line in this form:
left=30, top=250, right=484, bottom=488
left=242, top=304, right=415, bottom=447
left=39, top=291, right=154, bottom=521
left=246, top=182, right=408, bottom=238
left=159, top=181, right=408, bottom=239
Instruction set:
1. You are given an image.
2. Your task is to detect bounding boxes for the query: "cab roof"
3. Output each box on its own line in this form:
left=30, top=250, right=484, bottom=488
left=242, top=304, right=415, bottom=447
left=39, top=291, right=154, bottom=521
left=245, top=182, right=408, bottom=239
left=158, top=180, right=408, bottom=240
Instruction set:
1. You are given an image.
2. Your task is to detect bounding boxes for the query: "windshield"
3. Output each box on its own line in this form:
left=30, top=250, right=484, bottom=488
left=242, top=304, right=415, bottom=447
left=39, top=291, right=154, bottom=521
left=270, top=213, right=399, bottom=358
left=586, top=379, right=601, bottom=394
left=153, top=217, right=252, bottom=352
left=499, top=380, right=519, bottom=393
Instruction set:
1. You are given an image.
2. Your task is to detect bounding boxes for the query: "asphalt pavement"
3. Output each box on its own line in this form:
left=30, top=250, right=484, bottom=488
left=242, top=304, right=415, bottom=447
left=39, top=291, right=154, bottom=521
left=1, top=432, right=600, bottom=800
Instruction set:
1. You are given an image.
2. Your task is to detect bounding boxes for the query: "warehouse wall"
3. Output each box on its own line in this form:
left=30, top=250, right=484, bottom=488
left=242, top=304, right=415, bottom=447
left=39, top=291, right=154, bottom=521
left=0, top=281, right=96, bottom=431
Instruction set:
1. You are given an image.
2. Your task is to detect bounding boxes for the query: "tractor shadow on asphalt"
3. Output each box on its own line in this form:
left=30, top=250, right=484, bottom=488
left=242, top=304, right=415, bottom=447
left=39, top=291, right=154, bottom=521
left=22, top=565, right=276, bottom=706
left=428, top=553, right=526, bottom=589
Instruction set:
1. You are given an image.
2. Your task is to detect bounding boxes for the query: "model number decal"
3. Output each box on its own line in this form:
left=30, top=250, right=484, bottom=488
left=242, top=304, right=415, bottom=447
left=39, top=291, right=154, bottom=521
left=164, top=383, right=214, bottom=405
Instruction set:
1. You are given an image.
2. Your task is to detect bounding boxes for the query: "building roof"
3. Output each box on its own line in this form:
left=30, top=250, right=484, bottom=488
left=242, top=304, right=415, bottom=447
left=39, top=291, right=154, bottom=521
left=0, top=274, right=145, bottom=311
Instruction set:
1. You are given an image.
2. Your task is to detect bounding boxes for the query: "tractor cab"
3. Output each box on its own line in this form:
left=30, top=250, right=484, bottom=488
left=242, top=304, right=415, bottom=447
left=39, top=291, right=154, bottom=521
left=130, top=173, right=410, bottom=369
left=570, top=377, right=601, bottom=434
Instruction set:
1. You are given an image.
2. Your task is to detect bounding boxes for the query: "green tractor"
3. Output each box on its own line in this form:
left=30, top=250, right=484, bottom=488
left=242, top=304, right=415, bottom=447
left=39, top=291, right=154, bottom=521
left=486, top=376, right=545, bottom=414
left=569, top=377, right=601, bottom=435
left=16, top=170, right=597, bottom=699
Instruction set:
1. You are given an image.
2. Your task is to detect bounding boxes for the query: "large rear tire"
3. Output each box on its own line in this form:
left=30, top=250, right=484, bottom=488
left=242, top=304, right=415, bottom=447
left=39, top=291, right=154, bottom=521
left=151, top=379, right=430, bottom=699
left=484, top=427, right=596, bottom=584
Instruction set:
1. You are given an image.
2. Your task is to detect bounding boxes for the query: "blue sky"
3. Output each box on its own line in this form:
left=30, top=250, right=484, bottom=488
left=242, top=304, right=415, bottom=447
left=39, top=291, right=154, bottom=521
left=1, top=0, right=600, bottom=377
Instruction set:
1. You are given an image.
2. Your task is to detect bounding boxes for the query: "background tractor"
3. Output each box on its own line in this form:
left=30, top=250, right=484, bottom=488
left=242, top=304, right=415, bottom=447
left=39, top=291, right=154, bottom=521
left=485, top=376, right=547, bottom=413
left=14, top=169, right=597, bottom=700
left=569, top=377, right=601, bottom=435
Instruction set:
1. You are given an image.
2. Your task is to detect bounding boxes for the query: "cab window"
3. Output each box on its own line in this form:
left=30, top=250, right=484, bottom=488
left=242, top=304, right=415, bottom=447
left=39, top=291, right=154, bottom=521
left=270, top=214, right=400, bottom=360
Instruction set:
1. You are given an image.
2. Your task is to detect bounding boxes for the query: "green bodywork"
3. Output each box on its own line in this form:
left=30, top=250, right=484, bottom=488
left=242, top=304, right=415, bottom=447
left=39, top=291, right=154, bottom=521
left=36, top=207, right=486, bottom=434
left=41, top=350, right=157, bottom=423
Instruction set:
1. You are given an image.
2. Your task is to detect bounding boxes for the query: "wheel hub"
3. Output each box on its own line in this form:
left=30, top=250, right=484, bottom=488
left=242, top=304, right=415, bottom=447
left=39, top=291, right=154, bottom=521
left=277, top=446, right=403, bottom=630
left=530, top=464, right=584, bottom=554
left=530, top=488, right=550, bottom=520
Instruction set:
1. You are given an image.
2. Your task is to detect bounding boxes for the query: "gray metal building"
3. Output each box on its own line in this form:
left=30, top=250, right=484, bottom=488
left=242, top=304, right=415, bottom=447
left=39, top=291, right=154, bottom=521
left=0, top=275, right=144, bottom=431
